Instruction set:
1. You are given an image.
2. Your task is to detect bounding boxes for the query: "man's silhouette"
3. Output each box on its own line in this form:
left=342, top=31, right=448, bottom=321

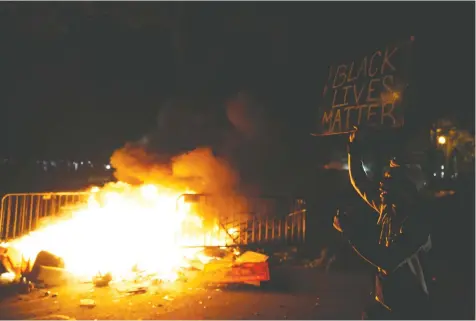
left=334, top=127, right=432, bottom=319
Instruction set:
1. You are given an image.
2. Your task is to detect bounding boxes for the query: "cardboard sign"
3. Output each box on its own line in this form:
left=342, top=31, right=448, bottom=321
left=314, top=38, right=414, bottom=136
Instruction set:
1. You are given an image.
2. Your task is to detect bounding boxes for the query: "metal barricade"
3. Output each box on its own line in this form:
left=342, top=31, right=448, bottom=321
left=0, top=192, right=90, bottom=240
left=177, top=194, right=307, bottom=246
left=1, top=191, right=307, bottom=246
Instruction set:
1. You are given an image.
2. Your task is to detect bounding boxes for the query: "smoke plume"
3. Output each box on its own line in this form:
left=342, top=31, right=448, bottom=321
left=110, top=144, right=238, bottom=194
left=108, top=92, right=279, bottom=223
left=225, top=92, right=268, bottom=140
left=108, top=94, right=258, bottom=224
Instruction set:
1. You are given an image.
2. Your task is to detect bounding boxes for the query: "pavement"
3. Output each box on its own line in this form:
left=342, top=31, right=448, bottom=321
left=0, top=266, right=473, bottom=320
left=0, top=268, right=372, bottom=320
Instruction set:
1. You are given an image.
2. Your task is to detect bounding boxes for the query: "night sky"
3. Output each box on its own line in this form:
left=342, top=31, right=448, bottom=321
left=0, top=2, right=474, bottom=170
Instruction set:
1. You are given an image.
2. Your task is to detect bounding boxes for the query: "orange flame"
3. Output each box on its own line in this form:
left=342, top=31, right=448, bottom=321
left=6, top=146, right=246, bottom=282
left=9, top=182, right=232, bottom=282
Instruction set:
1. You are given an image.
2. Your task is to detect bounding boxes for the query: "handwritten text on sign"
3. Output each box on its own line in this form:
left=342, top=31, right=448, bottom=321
left=318, top=43, right=410, bottom=134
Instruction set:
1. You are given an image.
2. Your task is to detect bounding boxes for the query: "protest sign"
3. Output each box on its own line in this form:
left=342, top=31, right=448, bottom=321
left=314, top=37, right=413, bottom=136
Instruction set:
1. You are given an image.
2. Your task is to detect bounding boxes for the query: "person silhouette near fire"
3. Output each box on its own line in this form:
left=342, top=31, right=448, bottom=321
left=333, top=126, right=433, bottom=319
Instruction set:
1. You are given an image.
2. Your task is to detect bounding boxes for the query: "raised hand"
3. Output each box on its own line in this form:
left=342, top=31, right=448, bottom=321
left=333, top=214, right=343, bottom=233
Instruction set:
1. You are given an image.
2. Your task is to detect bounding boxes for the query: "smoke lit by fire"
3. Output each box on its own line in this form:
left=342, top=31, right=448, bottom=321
left=6, top=146, right=245, bottom=282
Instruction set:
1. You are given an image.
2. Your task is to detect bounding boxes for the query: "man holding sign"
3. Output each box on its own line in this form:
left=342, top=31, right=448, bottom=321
left=333, top=126, right=433, bottom=319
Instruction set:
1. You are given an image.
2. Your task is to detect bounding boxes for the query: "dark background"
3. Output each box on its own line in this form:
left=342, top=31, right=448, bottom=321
left=0, top=2, right=474, bottom=195
left=0, top=3, right=473, bottom=317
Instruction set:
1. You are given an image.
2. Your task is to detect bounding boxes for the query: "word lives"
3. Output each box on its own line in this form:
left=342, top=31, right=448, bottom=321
left=318, top=43, right=410, bottom=134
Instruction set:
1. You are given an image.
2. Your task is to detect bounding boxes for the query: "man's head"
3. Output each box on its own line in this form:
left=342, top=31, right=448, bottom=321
left=379, top=159, right=426, bottom=208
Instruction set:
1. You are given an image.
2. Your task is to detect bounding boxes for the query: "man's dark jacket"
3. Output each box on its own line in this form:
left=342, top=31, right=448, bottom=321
left=343, top=141, right=432, bottom=316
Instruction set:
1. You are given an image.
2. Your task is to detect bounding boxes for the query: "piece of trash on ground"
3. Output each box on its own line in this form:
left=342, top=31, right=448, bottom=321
left=113, top=282, right=148, bottom=295
left=32, top=265, right=74, bottom=287
left=80, top=299, right=96, bottom=308
left=202, top=251, right=270, bottom=286
left=128, top=286, right=147, bottom=295
left=235, top=251, right=268, bottom=264
left=93, top=272, right=112, bottom=287
left=33, top=314, right=74, bottom=320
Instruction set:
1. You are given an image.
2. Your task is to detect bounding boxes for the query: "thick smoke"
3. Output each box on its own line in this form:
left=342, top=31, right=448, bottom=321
left=111, top=94, right=270, bottom=189
left=225, top=92, right=268, bottom=141
left=110, top=145, right=238, bottom=195
left=172, top=147, right=238, bottom=193
left=108, top=95, right=261, bottom=223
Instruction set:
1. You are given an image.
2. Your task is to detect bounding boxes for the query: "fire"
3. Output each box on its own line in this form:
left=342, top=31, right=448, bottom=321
left=7, top=182, right=232, bottom=282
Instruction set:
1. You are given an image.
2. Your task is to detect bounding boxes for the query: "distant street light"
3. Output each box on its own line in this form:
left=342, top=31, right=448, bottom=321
left=437, top=136, right=447, bottom=145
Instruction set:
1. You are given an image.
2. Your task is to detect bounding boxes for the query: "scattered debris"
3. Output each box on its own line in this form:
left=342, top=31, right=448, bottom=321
left=235, top=251, right=268, bottom=264
left=2, top=246, right=275, bottom=305
left=18, top=277, right=35, bottom=294
left=304, top=248, right=336, bottom=270
left=0, top=271, right=17, bottom=285
left=33, top=314, right=74, bottom=320
left=32, top=266, right=74, bottom=287
left=93, top=273, right=112, bottom=287
left=150, top=278, right=162, bottom=286
left=28, top=251, right=65, bottom=282
left=79, top=299, right=96, bottom=308
left=127, top=286, right=147, bottom=295
left=35, top=251, right=65, bottom=269
left=113, top=280, right=149, bottom=295
left=202, top=251, right=270, bottom=286
left=1, top=245, right=25, bottom=278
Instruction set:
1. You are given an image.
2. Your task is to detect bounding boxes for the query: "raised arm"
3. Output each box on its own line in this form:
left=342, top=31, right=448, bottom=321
left=347, top=131, right=381, bottom=213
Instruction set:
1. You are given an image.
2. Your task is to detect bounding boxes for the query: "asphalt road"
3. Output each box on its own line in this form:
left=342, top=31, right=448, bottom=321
left=1, top=267, right=473, bottom=320
left=0, top=269, right=372, bottom=320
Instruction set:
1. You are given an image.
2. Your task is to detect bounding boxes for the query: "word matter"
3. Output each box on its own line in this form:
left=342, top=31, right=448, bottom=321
left=317, top=41, right=411, bottom=135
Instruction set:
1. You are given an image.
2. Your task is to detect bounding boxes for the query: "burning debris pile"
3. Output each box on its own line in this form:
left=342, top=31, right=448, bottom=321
left=0, top=146, right=269, bottom=293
